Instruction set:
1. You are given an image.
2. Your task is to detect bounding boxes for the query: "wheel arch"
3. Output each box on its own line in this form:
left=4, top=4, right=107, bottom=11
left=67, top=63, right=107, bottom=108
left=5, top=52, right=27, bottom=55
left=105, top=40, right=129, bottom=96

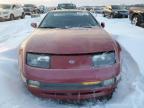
left=131, top=13, right=142, bottom=19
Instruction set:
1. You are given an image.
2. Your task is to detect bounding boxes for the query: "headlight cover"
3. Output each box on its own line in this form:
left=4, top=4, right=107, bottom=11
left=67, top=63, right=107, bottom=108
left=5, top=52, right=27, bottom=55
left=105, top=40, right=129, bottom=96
left=92, top=51, right=116, bottom=67
left=102, top=78, right=115, bottom=86
left=27, top=80, right=40, bottom=88
left=26, top=53, right=50, bottom=68
left=114, top=11, right=118, bottom=14
left=3, top=11, right=9, bottom=14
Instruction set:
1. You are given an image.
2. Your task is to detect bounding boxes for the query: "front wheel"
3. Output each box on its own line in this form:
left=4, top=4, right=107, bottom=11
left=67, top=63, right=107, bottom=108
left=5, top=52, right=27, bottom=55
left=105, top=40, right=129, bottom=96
left=132, top=15, right=141, bottom=26
left=10, top=14, right=14, bottom=21
left=110, top=14, right=114, bottom=18
left=21, top=13, right=25, bottom=19
left=103, top=12, right=106, bottom=17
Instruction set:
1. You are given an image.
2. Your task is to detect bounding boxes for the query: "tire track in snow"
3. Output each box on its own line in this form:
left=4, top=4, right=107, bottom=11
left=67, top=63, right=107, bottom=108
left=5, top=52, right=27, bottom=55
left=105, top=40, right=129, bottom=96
left=0, top=16, right=42, bottom=43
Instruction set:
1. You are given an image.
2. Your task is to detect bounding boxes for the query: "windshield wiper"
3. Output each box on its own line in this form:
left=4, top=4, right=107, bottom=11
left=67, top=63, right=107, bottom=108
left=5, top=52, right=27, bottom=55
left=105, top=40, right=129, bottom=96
left=63, top=26, right=96, bottom=29
left=39, top=26, right=60, bottom=29
left=80, top=26, right=96, bottom=28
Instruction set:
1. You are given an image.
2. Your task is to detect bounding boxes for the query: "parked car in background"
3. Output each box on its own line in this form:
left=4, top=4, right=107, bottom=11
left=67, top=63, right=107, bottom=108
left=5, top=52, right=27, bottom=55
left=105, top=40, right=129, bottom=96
left=103, top=5, right=128, bottom=18
left=0, top=4, right=25, bottom=21
left=85, top=7, right=93, bottom=11
left=23, top=4, right=39, bottom=15
left=19, top=10, right=121, bottom=101
left=95, top=7, right=104, bottom=14
left=90, top=8, right=96, bottom=13
left=38, top=5, right=47, bottom=14
left=129, top=6, right=144, bottom=26
left=57, top=3, right=76, bottom=9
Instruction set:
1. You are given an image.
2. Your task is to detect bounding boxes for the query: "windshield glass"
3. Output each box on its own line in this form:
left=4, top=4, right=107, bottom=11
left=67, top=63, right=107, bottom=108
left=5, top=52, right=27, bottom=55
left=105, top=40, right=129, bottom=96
left=134, top=5, right=144, bottom=8
left=39, top=11, right=99, bottom=29
left=112, top=5, right=125, bottom=10
left=58, top=4, right=76, bottom=9
left=0, top=4, right=11, bottom=9
left=24, top=4, right=34, bottom=7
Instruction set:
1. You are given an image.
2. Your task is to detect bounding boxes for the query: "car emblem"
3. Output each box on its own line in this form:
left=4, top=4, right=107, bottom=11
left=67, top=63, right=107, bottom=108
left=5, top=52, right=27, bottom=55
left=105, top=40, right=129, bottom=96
left=68, top=60, right=76, bottom=64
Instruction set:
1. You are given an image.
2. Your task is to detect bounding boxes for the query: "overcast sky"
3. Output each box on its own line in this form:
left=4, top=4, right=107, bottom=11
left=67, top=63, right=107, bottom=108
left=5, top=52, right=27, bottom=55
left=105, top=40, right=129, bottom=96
left=0, top=0, right=144, bottom=6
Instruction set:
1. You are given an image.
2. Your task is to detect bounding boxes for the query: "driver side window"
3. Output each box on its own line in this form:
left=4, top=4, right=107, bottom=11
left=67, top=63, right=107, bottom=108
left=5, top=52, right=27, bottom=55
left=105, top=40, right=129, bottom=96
left=12, top=5, right=16, bottom=9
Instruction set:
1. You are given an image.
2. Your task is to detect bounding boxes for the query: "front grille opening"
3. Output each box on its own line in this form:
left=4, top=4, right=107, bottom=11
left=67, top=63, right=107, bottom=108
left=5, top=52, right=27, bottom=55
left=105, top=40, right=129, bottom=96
left=43, top=91, right=102, bottom=96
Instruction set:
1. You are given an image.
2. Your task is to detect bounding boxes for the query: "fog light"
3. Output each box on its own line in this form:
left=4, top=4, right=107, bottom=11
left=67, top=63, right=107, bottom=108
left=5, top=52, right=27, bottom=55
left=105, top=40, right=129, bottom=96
left=103, top=78, right=115, bottom=86
left=81, top=81, right=101, bottom=85
left=28, top=80, right=40, bottom=88
left=20, top=72, right=26, bottom=83
left=116, top=74, right=121, bottom=82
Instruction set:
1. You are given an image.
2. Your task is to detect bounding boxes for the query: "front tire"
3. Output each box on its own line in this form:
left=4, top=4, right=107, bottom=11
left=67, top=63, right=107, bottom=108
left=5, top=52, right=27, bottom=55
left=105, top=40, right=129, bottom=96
left=132, top=15, right=141, bottom=26
left=21, top=13, right=25, bottom=19
left=10, top=14, right=15, bottom=21
left=103, top=12, right=106, bottom=17
left=110, top=14, right=114, bottom=18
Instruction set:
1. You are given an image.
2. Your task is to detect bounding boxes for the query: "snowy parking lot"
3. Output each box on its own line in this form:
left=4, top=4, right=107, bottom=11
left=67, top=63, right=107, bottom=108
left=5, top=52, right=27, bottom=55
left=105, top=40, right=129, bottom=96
left=0, top=14, right=144, bottom=108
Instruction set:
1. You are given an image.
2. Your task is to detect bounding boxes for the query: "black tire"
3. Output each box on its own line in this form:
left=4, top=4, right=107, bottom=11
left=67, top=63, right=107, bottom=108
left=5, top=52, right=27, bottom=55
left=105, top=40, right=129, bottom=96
left=106, top=93, right=113, bottom=100
left=10, top=14, right=14, bottom=21
left=21, top=13, right=25, bottom=19
left=132, top=15, right=141, bottom=26
left=110, top=14, right=114, bottom=18
left=0, top=19, right=4, bottom=22
left=103, top=12, right=106, bottom=17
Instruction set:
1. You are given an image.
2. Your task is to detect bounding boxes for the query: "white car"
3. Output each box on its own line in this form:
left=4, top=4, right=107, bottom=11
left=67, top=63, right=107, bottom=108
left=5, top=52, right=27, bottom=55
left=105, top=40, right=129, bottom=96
left=0, top=4, right=25, bottom=21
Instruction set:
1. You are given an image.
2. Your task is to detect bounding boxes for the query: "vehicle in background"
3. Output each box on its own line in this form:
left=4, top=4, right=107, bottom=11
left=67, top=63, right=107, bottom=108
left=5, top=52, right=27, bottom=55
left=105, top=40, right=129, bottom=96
left=19, top=10, right=121, bottom=101
left=23, top=4, right=39, bottom=15
left=57, top=3, right=76, bottom=9
left=85, top=7, right=93, bottom=11
left=0, top=4, right=25, bottom=21
left=90, top=8, right=96, bottom=13
left=129, top=6, right=144, bottom=26
left=103, top=5, right=128, bottom=18
left=95, top=7, right=104, bottom=14
left=38, top=5, right=48, bottom=14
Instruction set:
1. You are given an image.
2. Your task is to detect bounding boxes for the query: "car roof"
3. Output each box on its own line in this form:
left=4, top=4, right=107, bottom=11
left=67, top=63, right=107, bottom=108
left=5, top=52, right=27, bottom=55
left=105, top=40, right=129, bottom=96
left=0, top=4, right=23, bottom=6
left=49, top=9, right=89, bottom=13
left=24, top=4, right=34, bottom=5
left=0, top=4, right=13, bottom=5
left=58, top=3, right=75, bottom=5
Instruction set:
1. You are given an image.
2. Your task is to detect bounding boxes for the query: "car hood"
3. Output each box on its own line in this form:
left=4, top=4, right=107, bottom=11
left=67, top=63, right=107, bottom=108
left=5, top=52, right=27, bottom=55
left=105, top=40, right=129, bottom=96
left=114, top=9, right=128, bottom=12
left=25, top=28, right=116, bottom=54
left=24, top=7, right=33, bottom=9
left=0, top=8, right=9, bottom=12
left=130, top=7, right=144, bottom=12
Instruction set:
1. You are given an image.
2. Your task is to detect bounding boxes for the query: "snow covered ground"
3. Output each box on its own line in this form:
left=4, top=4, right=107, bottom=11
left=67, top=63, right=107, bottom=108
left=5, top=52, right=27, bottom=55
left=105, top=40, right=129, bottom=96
left=0, top=14, right=144, bottom=108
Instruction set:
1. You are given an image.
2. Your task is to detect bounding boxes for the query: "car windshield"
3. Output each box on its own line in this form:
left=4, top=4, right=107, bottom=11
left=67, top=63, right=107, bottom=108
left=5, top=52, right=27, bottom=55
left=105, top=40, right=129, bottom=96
left=24, top=4, right=34, bottom=7
left=134, top=5, right=144, bottom=8
left=58, top=4, right=76, bottom=9
left=39, top=11, right=99, bottom=29
left=0, top=4, right=11, bottom=9
left=112, top=5, right=125, bottom=10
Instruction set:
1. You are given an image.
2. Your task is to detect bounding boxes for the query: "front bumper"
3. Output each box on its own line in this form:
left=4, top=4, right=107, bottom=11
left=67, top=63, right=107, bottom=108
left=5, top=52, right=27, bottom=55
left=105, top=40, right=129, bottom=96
left=0, top=15, right=9, bottom=21
left=114, top=13, right=128, bottom=18
left=22, top=70, right=120, bottom=100
left=21, top=63, right=120, bottom=100
left=141, top=13, right=144, bottom=22
left=27, top=82, right=116, bottom=100
left=24, top=12, right=32, bottom=15
left=0, top=17, right=3, bottom=21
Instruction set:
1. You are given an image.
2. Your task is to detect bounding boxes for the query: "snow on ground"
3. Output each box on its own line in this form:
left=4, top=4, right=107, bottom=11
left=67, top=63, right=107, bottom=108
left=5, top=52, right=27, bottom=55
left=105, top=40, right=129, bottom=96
left=0, top=14, right=144, bottom=108
left=96, top=14, right=144, bottom=75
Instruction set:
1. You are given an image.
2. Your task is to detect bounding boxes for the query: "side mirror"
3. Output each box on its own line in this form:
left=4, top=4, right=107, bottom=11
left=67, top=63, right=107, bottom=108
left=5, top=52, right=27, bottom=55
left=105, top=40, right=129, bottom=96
left=12, top=5, right=16, bottom=9
left=101, top=22, right=105, bottom=28
left=31, top=23, right=37, bottom=28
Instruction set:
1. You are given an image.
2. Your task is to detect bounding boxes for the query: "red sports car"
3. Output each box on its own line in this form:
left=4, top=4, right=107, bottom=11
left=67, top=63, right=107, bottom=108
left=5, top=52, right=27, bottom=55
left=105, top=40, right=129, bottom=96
left=19, top=10, right=121, bottom=101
